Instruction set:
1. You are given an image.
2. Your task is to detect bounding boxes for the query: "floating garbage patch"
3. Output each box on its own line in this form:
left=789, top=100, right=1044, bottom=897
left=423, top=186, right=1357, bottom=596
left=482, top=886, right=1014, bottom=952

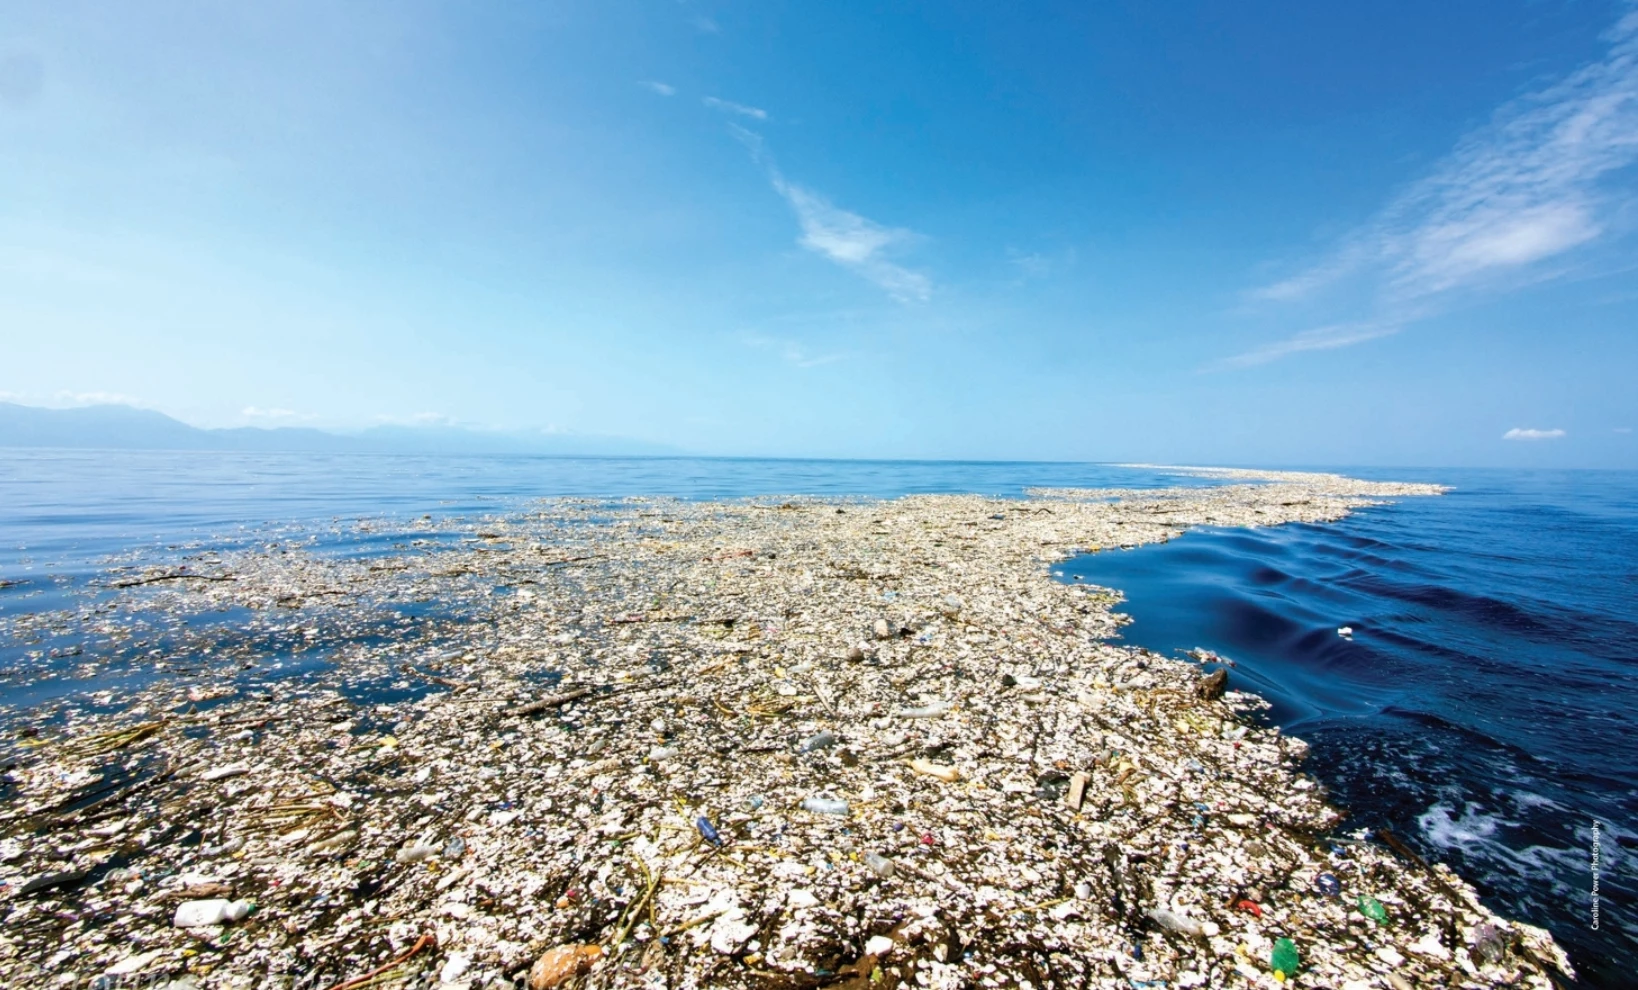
left=0, top=471, right=1575, bottom=988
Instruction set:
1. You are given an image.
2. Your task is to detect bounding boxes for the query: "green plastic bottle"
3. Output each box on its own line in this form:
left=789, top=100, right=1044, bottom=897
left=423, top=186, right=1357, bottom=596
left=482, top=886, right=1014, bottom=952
left=1271, top=938, right=1300, bottom=979
left=1358, top=895, right=1388, bottom=923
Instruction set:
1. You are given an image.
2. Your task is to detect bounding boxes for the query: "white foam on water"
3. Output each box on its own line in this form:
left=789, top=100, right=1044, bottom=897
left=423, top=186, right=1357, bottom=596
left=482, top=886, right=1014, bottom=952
left=1419, top=800, right=1504, bottom=850
left=1506, top=844, right=1584, bottom=892
left=1418, top=799, right=1608, bottom=894
left=1508, top=789, right=1568, bottom=814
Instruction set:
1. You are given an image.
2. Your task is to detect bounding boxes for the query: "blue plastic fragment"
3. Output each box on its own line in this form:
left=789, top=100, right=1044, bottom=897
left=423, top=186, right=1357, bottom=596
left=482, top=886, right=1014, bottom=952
left=1316, top=872, right=1342, bottom=896
left=696, top=816, right=722, bottom=846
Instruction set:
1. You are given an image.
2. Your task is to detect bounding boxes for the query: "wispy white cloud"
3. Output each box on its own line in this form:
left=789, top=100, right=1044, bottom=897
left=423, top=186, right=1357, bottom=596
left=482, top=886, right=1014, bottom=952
left=766, top=170, right=931, bottom=302
left=1213, top=321, right=1405, bottom=369
left=241, top=406, right=315, bottom=422
left=742, top=333, right=848, bottom=368
left=640, top=80, right=676, bottom=97
left=1251, top=247, right=1371, bottom=303
left=728, top=122, right=765, bottom=159
left=1234, top=10, right=1638, bottom=365
left=373, top=411, right=457, bottom=427
left=1616, top=426, right=1634, bottom=433
left=1008, top=251, right=1053, bottom=280
left=1503, top=427, right=1567, bottom=441
left=1005, top=246, right=1077, bottom=284
left=722, top=122, right=932, bottom=301
left=55, top=389, right=141, bottom=407
left=0, top=389, right=147, bottom=408
left=703, top=96, right=767, bottom=120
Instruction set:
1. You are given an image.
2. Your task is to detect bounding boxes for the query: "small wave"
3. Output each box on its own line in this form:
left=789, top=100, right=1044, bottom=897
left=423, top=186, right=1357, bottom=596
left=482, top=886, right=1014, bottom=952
left=1348, top=575, right=1557, bottom=636
left=1053, top=472, right=1638, bottom=983
left=1246, top=565, right=1289, bottom=586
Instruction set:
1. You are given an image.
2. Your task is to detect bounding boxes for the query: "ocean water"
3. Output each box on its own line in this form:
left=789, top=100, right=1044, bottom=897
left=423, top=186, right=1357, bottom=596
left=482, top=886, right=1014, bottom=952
left=1061, top=467, right=1637, bottom=984
left=0, top=451, right=1632, bottom=982
left=0, top=450, right=1221, bottom=711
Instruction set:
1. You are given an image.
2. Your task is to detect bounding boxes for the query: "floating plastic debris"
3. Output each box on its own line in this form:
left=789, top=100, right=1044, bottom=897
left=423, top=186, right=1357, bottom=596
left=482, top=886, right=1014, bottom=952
left=0, top=469, right=1570, bottom=988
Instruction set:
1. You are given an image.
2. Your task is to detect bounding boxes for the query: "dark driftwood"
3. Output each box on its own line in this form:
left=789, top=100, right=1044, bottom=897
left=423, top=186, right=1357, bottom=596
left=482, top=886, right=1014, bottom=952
left=537, top=554, right=602, bottom=567
left=1196, top=668, right=1228, bottom=701
left=109, top=572, right=238, bottom=588
left=18, top=869, right=92, bottom=897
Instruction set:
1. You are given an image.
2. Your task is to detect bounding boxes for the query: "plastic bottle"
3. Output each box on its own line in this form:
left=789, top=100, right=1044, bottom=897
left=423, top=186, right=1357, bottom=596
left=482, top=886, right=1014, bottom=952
left=1145, top=908, right=1204, bottom=936
left=1270, top=938, right=1299, bottom=979
left=395, top=843, right=438, bottom=864
left=800, top=796, right=850, bottom=815
left=204, top=837, right=245, bottom=857
left=1472, top=923, right=1507, bottom=965
left=863, top=852, right=895, bottom=878
left=173, top=898, right=252, bottom=927
left=799, top=731, right=836, bottom=752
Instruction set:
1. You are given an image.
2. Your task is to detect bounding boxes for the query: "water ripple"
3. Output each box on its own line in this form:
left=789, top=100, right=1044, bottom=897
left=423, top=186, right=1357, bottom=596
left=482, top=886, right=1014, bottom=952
left=1064, top=467, right=1638, bottom=985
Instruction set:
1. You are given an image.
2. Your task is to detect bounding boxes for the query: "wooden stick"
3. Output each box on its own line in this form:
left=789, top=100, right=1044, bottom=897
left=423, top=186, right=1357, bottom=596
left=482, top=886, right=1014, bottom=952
left=539, top=554, right=602, bottom=567
left=323, top=932, right=436, bottom=990
left=109, top=573, right=237, bottom=588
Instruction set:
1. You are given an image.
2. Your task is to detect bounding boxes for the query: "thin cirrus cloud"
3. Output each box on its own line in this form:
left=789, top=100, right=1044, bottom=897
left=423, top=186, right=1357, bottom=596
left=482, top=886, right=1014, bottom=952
left=1005, top=246, right=1077, bottom=284
left=1230, top=10, right=1638, bottom=367
left=727, top=124, right=932, bottom=302
left=56, top=390, right=142, bottom=407
left=372, top=411, right=457, bottom=427
left=0, top=389, right=142, bottom=407
left=1215, top=320, right=1406, bottom=369
left=703, top=96, right=768, bottom=120
left=639, top=81, right=676, bottom=97
left=741, top=333, right=848, bottom=368
left=1503, top=427, right=1567, bottom=441
left=768, top=172, right=932, bottom=302
left=241, top=406, right=315, bottom=422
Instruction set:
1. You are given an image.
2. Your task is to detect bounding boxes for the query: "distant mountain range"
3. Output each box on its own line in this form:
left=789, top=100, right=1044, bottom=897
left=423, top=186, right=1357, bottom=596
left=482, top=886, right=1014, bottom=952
left=0, top=402, right=675, bottom=456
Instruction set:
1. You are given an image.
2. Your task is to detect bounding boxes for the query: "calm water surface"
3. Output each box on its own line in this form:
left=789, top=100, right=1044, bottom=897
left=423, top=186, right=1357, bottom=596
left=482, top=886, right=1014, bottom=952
left=1, top=451, right=1631, bottom=982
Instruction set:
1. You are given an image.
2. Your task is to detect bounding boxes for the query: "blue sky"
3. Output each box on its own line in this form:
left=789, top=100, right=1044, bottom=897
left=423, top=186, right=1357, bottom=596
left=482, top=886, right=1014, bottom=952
left=2, top=1, right=1636, bottom=467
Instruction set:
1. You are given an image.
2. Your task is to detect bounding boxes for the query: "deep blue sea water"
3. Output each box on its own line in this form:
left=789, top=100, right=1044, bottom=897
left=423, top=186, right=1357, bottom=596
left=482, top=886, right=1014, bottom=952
left=1063, top=467, right=1637, bottom=984
left=0, top=451, right=1632, bottom=982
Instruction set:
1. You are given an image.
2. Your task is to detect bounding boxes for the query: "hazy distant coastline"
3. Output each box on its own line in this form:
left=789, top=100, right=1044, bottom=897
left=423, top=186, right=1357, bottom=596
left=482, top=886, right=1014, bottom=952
left=0, top=402, right=673, bottom=457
